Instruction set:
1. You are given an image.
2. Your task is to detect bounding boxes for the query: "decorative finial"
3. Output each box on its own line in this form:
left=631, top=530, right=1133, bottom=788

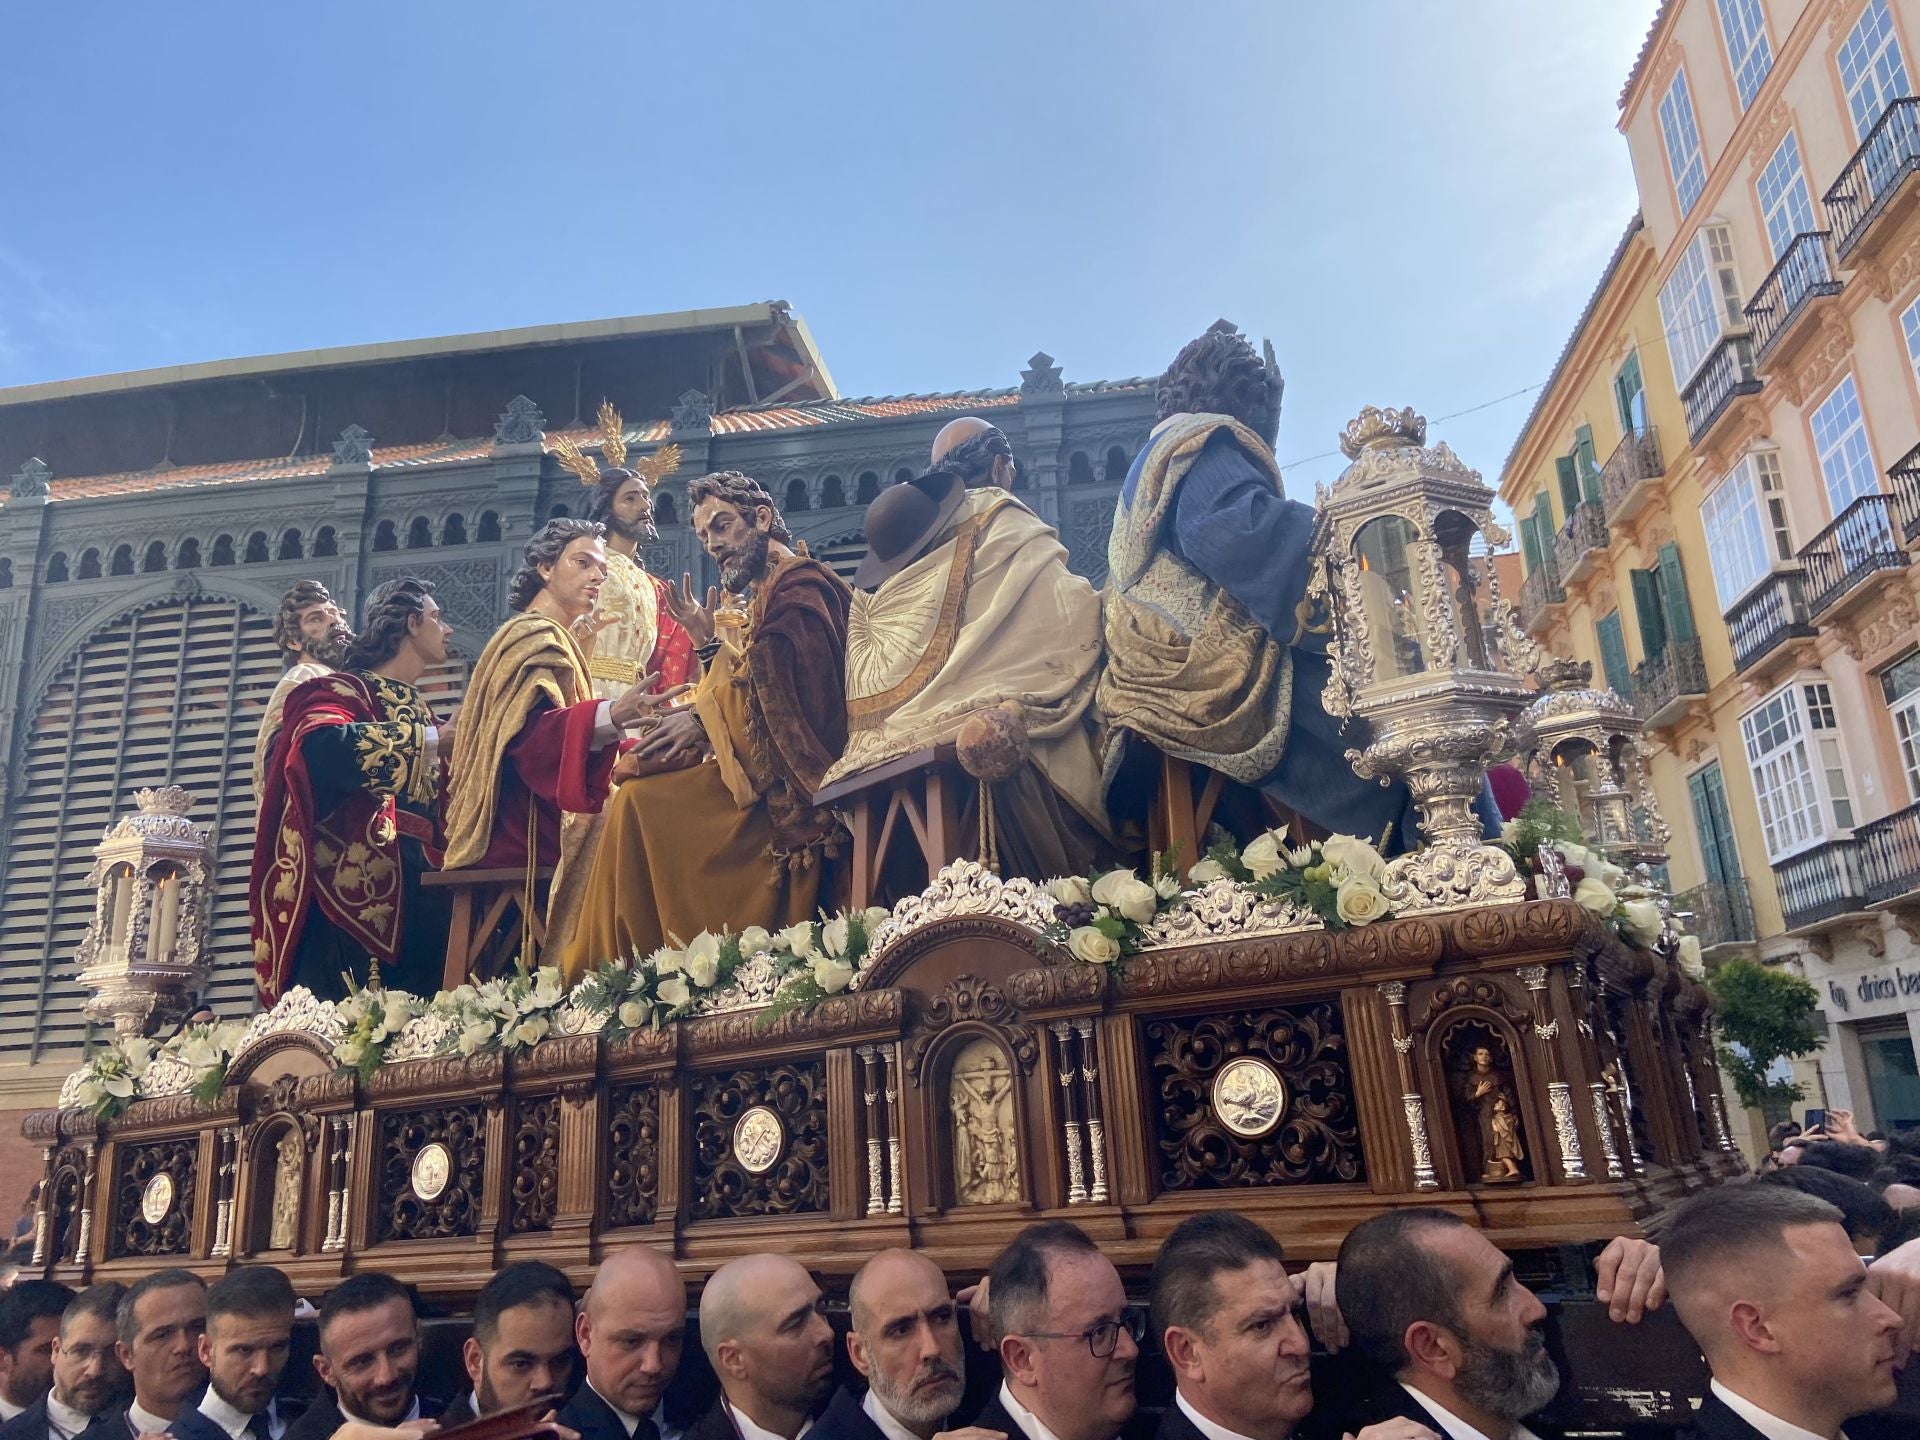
left=134, top=786, right=195, bottom=816
left=1539, top=655, right=1594, bottom=691
left=331, top=425, right=374, bottom=466
left=494, top=395, right=546, bottom=447
left=10, top=457, right=51, bottom=499
left=1338, top=406, right=1428, bottom=460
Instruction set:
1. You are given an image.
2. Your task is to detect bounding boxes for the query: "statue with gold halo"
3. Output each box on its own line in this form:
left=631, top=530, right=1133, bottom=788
left=552, top=402, right=695, bottom=717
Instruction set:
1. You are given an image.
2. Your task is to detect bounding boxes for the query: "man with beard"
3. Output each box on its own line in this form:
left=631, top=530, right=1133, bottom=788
left=442, top=521, right=683, bottom=971
left=0, top=1284, right=73, bottom=1424
left=281, top=1275, right=441, bottom=1440
left=251, top=579, right=458, bottom=1003
left=253, top=582, right=350, bottom=802
left=1660, top=1186, right=1905, bottom=1440
left=440, top=1263, right=577, bottom=1429
left=974, top=1222, right=1139, bottom=1440
left=0, top=1285, right=124, bottom=1440
left=107, top=1270, right=207, bottom=1437
left=554, top=404, right=694, bottom=716
left=687, top=1255, right=836, bottom=1440
left=169, top=1268, right=295, bottom=1440
left=561, top=1247, right=685, bottom=1440
left=566, top=473, right=851, bottom=973
left=1334, top=1210, right=1562, bottom=1440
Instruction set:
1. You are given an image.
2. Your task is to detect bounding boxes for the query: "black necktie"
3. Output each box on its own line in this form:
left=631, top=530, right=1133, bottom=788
left=245, top=1415, right=272, bottom=1440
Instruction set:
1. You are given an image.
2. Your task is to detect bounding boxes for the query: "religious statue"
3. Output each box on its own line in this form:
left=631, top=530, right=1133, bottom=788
left=250, top=579, right=454, bottom=1003
left=269, top=1128, right=302, bottom=1250
left=564, top=472, right=851, bottom=975
left=949, top=1038, right=1019, bottom=1205
left=251, top=581, right=350, bottom=803
left=1449, top=1033, right=1526, bottom=1184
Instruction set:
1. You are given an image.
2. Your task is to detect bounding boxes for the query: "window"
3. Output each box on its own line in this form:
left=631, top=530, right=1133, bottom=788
left=1715, top=0, right=1773, bottom=109
left=1883, top=651, right=1920, bottom=799
left=1839, top=0, right=1910, bottom=138
left=405, top=517, right=433, bottom=549
left=1632, top=543, right=1698, bottom=659
left=442, top=514, right=467, bottom=546
left=855, top=473, right=880, bottom=505
left=783, top=477, right=810, bottom=513
left=1615, top=351, right=1647, bottom=433
left=1809, top=373, right=1880, bottom=515
left=1742, top=680, right=1854, bottom=860
left=1597, top=611, right=1634, bottom=696
left=1659, top=69, right=1709, bottom=214
left=1688, top=761, right=1743, bottom=887
left=1756, top=131, right=1816, bottom=260
left=1659, top=224, right=1744, bottom=386
left=1901, top=296, right=1920, bottom=387
left=1702, top=451, right=1793, bottom=607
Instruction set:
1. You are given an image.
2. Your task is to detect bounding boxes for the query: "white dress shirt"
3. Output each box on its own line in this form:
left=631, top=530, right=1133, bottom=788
left=725, top=1401, right=811, bottom=1440
left=126, top=1400, right=175, bottom=1436
left=196, top=1388, right=285, bottom=1440
left=1709, top=1379, right=1846, bottom=1440
left=0, top=1399, right=27, bottom=1424
left=1173, top=1391, right=1267, bottom=1440
left=45, top=1394, right=94, bottom=1440
left=338, top=1399, right=422, bottom=1430
left=995, top=1384, right=1070, bottom=1440
left=861, top=1392, right=926, bottom=1440
left=585, top=1385, right=642, bottom=1439
left=1397, top=1385, right=1542, bottom=1440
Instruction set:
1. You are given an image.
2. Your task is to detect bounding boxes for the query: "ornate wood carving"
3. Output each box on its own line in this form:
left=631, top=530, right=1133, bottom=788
left=113, top=1090, right=238, bottom=1132
left=368, top=1053, right=502, bottom=1098
left=506, top=1095, right=559, bottom=1234
left=1144, top=1002, right=1365, bottom=1190
left=604, top=1081, right=661, bottom=1228
left=375, top=1104, right=485, bottom=1241
left=688, top=1061, right=829, bottom=1220
left=509, top=1034, right=597, bottom=1082
left=605, top=1027, right=676, bottom=1067
left=681, top=988, right=901, bottom=1056
left=1117, top=918, right=1453, bottom=1000
left=1412, top=975, right=1535, bottom=1035
left=905, top=975, right=1037, bottom=1081
left=1006, top=963, right=1107, bottom=1011
left=108, top=1138, right=197, bottom=1258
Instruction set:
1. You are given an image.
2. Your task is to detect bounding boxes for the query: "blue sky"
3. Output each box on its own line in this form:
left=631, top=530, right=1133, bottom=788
left=3, top=0, right=1655, bottom=488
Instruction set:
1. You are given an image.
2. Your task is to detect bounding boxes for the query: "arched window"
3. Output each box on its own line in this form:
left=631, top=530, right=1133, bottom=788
left=45, top=552, right=68, bottom=583
left=1068, top=452, right=1096, bottom=485
left=210, top=535, right=236, bottom=566
left=406, top=517, right=432, bottom=550
left=893, top=467, right=913, bottom=486
left=856, top=472, right=880, bottom=504
left=372, top=520, right=397, bottom=552
left=77, top=548, right=102, bottom=581
left=784, top=477, right=811, bottom=513
left=311, top=527, right=337, bottom=558
left=277, top=529, right=303, bottom=561
left=110, top=544, right=135, bottom=576
left=1105, top=446, right=1131, bottom=483
left=244, top=532, right=270, bottom=564
left=142, top=541, right=168, bottom=573
left=442, top=514, right=467, bottom=546
left=176, top=538, right=202, bottom=569
left=651, top=494, right=676, bottom=527
left=820, top=475, right=846, bottom=509
left=0, top=559, right=11, bottom=588
left=477, top=511, right=501, bottom=542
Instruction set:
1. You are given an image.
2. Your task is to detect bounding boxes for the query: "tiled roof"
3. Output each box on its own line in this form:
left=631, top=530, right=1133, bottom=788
left=1619, top=2, right=1675, bottom=109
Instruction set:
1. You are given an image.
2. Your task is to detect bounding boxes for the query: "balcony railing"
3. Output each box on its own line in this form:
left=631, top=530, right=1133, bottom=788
left=1745, top=232, right=1843, bottom=362
left=1682, top=334, right=1761, bottom=444
left=1600, top=426, right=1663, bottom=522
left=1799, top=492, right=1909, bottom=616
left=1824, top=96, right=1920, bottom=259
left=1673, top=878, right=1756, bottom=951
left=1518, top=554, right=1565, bottom=630
left=1774, top=838, right=1868, bottom=931
left=1725, top=569, right=1816, bottom=673
left=1552, top=500, right=1608, bottom=585
left=1631, top=635, right=1707, bottom=727
left=1891, top=442, right=1920, bottom=544
left=1859, top=800, right=1920, bottom=906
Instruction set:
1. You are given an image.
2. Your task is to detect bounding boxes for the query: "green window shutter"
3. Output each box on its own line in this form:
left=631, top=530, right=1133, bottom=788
left=1535, top=490, right=1555, bottom=531
left=1519, top=511, right=1544, bottom=571
left=1631, top=568, right=1667, bottom=658
left=1597, top=611, right=1633, bottom=696
left=1657, top=541, right=1697, bottom=642
left=1574, top=425, right=1603, bottom=504
left=1556, top=456, right=1581, bottom=516
left=1688, top=761, right=1740, bottom=887
left=1615, top=352, right=1645, bottom=433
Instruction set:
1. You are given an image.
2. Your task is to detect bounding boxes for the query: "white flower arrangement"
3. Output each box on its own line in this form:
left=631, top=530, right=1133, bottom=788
left=1196, top=827, right=1393, bottom=932
left=1043, top=859, right=1191, bottom=961
left=333, top=980, right=425, bottom=1077
left=72, top=1034, right=157, bottom=1120
left=431, top=966, right=570, bottom=1056
left=160, top=1018, right=250, bottom=1104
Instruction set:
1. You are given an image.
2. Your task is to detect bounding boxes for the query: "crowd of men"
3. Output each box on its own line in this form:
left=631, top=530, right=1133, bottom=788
left=4, top=1189, right=1919, bottom=1440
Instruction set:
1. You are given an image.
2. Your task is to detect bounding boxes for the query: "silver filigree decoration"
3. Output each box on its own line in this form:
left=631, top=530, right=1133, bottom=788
left=558, top=1001, right=610, bottom=1035
left=227, top=986, right=347, bottom=1073
left=1384, top=842, right=1527, bottom=913
left=1535, top=845, right=1570, bottom=900
left=1139, top=878, right=1318, bottom=945
left=1533, top=1020, right=1560, bottom=1042
left=857, top=860, right=1055, bottom=981
left=1590, top=1082, right=1624, bottom=1179
left=140, top=1049, right=194, bottom=1098
left=1402, top=1094, right=1439, bottom=1188
left=1548, top=1080, right=1585, bottom=1180
left=385, top=1008, right=462, bottom=1062
left=693, top=951, right=791, bottom=1015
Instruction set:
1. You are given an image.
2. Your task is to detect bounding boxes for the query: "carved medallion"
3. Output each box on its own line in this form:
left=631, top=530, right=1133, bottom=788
left=1211, top=1056, right=1287, bottom=1139
left=733, top=1106, right=785, bottom=1175
left=140, top=1172, right=175, bottom=1226
left=410, top=1141, right=452, bottom=1201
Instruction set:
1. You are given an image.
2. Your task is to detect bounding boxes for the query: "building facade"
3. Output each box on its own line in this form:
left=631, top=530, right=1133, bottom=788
left=0, top=305, right=1155, bottom=1117
left=1510, top=0, right=1920, bottom=1136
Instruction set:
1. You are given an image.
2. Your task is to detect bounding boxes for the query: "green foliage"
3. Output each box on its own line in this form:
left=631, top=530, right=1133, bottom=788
left=1205, top=835, right=1254, bottom=884
left=1708, top=957, right=1823, bottom=1108
left=1499, top=797, right=1585, bottom=869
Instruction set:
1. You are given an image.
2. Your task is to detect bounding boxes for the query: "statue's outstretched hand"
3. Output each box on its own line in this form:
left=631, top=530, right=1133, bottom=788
left=609, top=673, right=693, bottom=731
left=663, top=573, right=719, bottom=646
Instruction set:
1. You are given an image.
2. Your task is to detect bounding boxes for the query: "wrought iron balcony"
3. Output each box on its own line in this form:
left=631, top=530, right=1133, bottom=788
left=1600, top=426, right=1663, bottom=525
left=1859, top=800, right=1920, bottom=906
left=1552, top=501, right=1608, bottom=586
left=1725, top=569, right=1816, bottom=675
left=1799, top=492, right=1909, bottom=617
left=1745, top=232, right=1843, bottom=364
left=1824, top=96, right=1920, bottom=260
left=1673, top=878, right=1756, bottom=952
left=1631, top=635, right=1707, bottom=728
left=1518, top=554, right=1565, bottom=632
left=1891, top=442, right=1920, bottom=544
left=1682, top=334, right=1761, bottom=445
left=1774, top=838, right=1868, bottom=932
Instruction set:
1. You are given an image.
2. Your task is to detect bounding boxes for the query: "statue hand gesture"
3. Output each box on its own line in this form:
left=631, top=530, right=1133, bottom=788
left=609, top=672, right=694, bottom=731
left=662, top=572, right=719, bottom=647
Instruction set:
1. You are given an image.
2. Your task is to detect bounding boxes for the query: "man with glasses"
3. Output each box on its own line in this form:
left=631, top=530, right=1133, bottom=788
left=971, top=1222, right=1141, bottom=1440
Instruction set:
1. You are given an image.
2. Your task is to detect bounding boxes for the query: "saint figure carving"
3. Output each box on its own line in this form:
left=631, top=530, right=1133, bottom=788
left=949, top=1038, right=1019, bottom=1205
left=269, top=1129, right=303, bottom=1249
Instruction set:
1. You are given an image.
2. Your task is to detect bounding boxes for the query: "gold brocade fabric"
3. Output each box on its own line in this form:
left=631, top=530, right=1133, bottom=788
left=584, top=550, right=660, bottom=698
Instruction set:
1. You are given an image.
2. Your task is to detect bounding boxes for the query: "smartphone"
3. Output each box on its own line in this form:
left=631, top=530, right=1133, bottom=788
left=1803, top=1107, right=1826, bottom=1131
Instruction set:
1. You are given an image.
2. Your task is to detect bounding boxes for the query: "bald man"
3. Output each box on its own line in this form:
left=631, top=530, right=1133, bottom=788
left=688, top=1256, right=835, bottom=1440
left=929, top=420, right=1017, bottom=492
left=812, top=1251, right=1001, bottom=1440
left=559, top=1250, right=687, bottom=1440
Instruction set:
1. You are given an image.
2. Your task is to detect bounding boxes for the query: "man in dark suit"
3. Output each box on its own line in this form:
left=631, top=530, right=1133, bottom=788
left=0, top=1284, right=126, bottom=1440
left=99, top=1270, right=207, bottom=1439
left=1334, top=1210, right=1562, bottom=1440
left=686, top=1255, right=834, bottom=1440
left=559, top=1248, right=685, bottom=1440
left=1661, top=1183, right=1903, bottom=1440
left=168, top=1269, right=295, bottom=1440
left=281, top=1275, right=442, bottom=1440
left=0, top=1283, right=74, bottom=1426
left=970, top=1222, right=1138, bottom=1440
left=439, top=1262, right=577, bottom=1430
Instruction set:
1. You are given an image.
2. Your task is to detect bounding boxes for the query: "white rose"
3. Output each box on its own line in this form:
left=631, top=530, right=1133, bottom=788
left=823, top=916, right=851, bottom=958
left=1593, top=859, right=1628, bottom=891
left=1322, top=834, right=1388, bottom=884
left=1572, top=877, right=1617, bottom=914
left=530, top=968, right=564, bottom=1008
left=862, top=906, right=891, bottom=930
left=1619, top=898, right=1662, bottom=946
left=510, top=1016, right=548, bottom=1048
left=1091, top=869, right=1157, bottom=924
left=337, top=1038, right=367, bottom=1067
left=1066, top=925, right=1122, bottom=966
left=1047, top=875, right=1093, bottom=905
left=1188, top=857, right=1230, bottom=884
left=738, top=925, right=772, bottom=956
left=1677, top=933, right=1705, bottom=980
left=1335, top=877, right=1390, bottom=926
left=1242, top=831, right=1287, bottom=881
left=1557, top=842, right=1592, bottom=871
left=656, top=975, right=692, bottom=1011
left=649, top=944, right=685, bottom=975
left=457, top=1022, right=493, bottom=1056
left=778, top=922, right=817, bottom=956
left=812, top=956, right=855, bottom=994
left=384, top=994, right=415, bottom=1032
left=75, top=1080, right=106, bottom=1109
left=684, top=932, right=723, bottom=988
left=617, top=1000, right=648, bottom=1029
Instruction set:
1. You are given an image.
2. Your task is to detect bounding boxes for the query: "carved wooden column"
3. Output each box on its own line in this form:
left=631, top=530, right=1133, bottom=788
left=1516, top=965, right=1585, bottom=1183
left=1559, top=964, right=1624, bottom=1180
left=857, top=1046, right=885, bottom=1216
left=209, top=1126, right=238, bottom=1258
left=1377, top=982, right=1438, bottom=1189
left=1075, top=1019, right=1109, bottom=1204
left=885, top=1042, right=905, bottom=1215
left=76, top=1140, right=99, bottom=1268
left=30, top=1145, right=52, bottom=1267
left=321, top=1116, right=352, bottom=1252
left=1050, top=1023, right=1087, bottom=1204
